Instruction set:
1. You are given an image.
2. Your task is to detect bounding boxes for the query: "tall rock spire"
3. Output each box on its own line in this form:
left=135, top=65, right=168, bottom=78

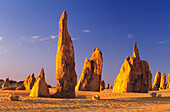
left=54, top=11, right=77, bottom=98
left=132, top=42, right=140, bottom=60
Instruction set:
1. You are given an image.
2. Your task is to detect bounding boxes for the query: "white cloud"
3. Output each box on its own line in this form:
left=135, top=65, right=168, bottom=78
left=72, top=38, right=80, bottom=41
left=32, top=36, right=40, bottom=39
left=158, top=41, right=166, bottom=44
left=51, top=35, right=57, bottom=39
left=82, top=30, right=90, bottom=33
left=127, top=34, right=133, bottom=39
left=0, top=37, right=3, bottom=41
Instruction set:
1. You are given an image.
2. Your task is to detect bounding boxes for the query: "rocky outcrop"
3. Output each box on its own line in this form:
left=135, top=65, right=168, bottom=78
left=29, top=68, right=50, bottom=97
left=2, top=77, right=9, bottom=88
left=100, top=80, right=105, bottom=91
left=113, top=42, right=152, bottom=93
left=166, top=73, right=170, bottom=89
left=53, top=11, right=77, bottom=98
left=16, top=74, right=35, bottom=90
left=152, top=71, right=161, bottom=90
left=159, top=73, right=166, bottom=89
left=110, top=85, right=113, bottom=89
left=75, top=48, right=103, bottom=92
left=106, top=84, right=109, bottom=89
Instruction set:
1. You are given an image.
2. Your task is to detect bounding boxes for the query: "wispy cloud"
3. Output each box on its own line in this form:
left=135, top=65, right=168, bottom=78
left=82, top=30, right=91, bottom=33
left=127, top=34, right=133, bottom=39
left=51, top=35, right=58, bottom=39
left=72, top=38, right=80, bottom=41
left=158, top=41, right=166, bottom=44
left=0, top=37, right=3, bottom=41
left=32, top=36, right=40, bottom=39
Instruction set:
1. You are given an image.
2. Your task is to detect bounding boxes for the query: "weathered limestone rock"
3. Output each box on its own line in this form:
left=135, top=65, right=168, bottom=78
left=29, top=68, right=50, bottom=97
left=53, top=11, right=77, bottom=98
left=75, top=48, right=103, bottom=92
left=106, top=84, right=109, bottom=89
left=152, top=71, right=161, bottom=90
left=113, top=42, right=152, bottom=93
left=92, top=95, right=100, bottom=100
left=2, top=77, right=9, bottom=88
left=159, top=73, right=166, bottom=89
left=9, top=95, right=20, bottom=101
left=16, top=73, right=36, bottom=90
left=0, top=79, right=4, bottom=88
left=166, top=73, right=170, bottom=89
left=150, top=92, right=157, bottom=98
left=2, top=87, right=17, bottom=90
left=100, top=80, right=105, bottom=91
left=110, top=85, right=113, bottom=89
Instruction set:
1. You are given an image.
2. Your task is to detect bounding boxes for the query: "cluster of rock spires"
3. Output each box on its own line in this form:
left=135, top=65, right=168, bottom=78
left=2, top=10, right=169, bottom=99
left=113, top=42, right=152, bottom=93
left=16, top=74, right=35, bottom=90
left=152, top=72, right=170, bottom=90
left=29, top=68, right=50, bottom=97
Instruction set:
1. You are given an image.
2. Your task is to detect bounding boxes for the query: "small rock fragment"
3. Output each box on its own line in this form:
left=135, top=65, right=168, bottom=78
left=92, top=95, right=100, bottom=100
left=150, top=92, right=157, bottom=97
left=157, top=94, right=162, bottom=98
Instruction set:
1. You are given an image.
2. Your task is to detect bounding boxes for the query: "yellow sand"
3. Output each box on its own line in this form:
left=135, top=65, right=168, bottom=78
left=0, top=88, right=170, bottom=112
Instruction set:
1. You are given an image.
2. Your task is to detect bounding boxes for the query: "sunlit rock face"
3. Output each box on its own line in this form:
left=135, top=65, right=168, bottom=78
left=152, top=71, right=161, bottom=90
left=53, top=11, right=77, bottom=98
left=100, top=80, right=105, bottom=91
left=113, top=42, right=152, bottom=93
left=106, top=84, right=109, bottom=89
left=166, top=73, right=170, bottom=89
left=75, top=48, right=103, bottom=92
left=16, top=73, right=36, bottom=90
left=29, top=68, right=50, bottom=97
left=159, top=73, right=166, bottom=89
left=2, top=77, right=9, bottom=88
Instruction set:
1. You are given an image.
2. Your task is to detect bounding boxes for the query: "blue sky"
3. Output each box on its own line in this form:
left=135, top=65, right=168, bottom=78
left=0, top=0, right=170, bottom=87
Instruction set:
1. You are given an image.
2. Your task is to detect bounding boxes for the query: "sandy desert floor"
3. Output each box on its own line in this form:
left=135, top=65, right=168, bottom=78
left=0, top=89, right=170, bottom=112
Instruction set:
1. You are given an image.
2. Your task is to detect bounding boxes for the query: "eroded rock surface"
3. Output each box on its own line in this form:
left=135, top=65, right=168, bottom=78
left=53, top=11, right=77, bottom=98
left=152, top=71, right=161, bottom=90
left=113, top=42, right=152, bottom=93
left=159, top=73, right=166, bottom=89
left=106, top=84, right=109, bottom=89
left=166, top=73, right=170, bottom=89
left=75, top=48, right=103, bottom=92
left=29, top=68, right=50, bottom=97
left=2, top=77, right=9, bottom=88
left=16, top=73, right=35, bottom=90
left=100, top=80, right=105, bottom=91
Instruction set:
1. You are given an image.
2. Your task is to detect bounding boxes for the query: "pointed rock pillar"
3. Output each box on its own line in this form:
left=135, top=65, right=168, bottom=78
left=113, top=42, right=152, bottom=93
left=166, top=73, right=170, bottom=89
left=29, top=68, right=50, bottom=97
left=2, top=77, right=9, bottom=88
left=152, top=71, right=161, bottom=90
left=159, top=73, right=166, bottom=89
left=75, top=48, right=103, bottom=92
left=133, top=42, right=140, bottom=60
left=53, top=11, right=77, bottom=98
